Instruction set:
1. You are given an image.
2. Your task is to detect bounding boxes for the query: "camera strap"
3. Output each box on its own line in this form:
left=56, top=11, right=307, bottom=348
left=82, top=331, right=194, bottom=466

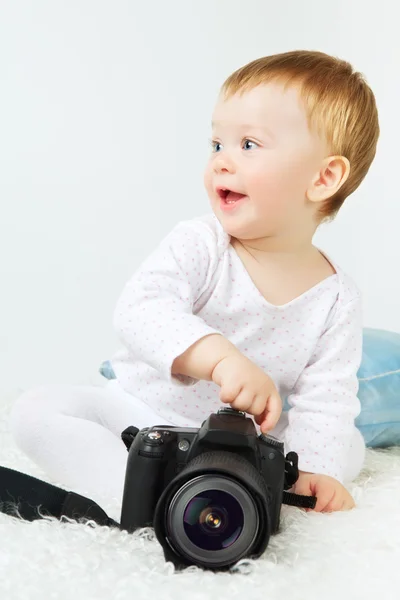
left=0, top=461, right=316, bottom=528
left=0, top=465, right=119, bottom=527
left=283, top=452, right=317, bottom=510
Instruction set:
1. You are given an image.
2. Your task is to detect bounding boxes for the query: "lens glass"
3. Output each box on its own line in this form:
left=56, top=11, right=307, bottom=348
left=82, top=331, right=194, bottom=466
left=183, top=489, right=244, bottom=551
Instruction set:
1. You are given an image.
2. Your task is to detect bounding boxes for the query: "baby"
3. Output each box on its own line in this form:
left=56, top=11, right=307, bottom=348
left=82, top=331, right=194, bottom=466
left=10, top=50, right=379, bottom=516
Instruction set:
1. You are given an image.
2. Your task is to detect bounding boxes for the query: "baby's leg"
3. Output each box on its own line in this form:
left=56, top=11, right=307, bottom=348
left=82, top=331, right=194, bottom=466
left=9, top=381, right=172, bottom=516
left=342, top=427, right=366, bottom=483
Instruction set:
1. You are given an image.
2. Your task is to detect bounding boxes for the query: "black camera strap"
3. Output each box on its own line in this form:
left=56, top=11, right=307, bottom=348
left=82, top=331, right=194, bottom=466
left=0, top=466, right=119, bottom=527
left=282, top=491, right=316, bottom=510
left=0, top=461, right=316, bottom=527
left=283, top=451, right=317, bottom=510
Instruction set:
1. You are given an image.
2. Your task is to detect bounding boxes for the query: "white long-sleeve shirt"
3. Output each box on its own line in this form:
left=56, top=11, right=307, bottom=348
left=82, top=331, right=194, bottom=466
left=111, top=213, right=363, bottom=482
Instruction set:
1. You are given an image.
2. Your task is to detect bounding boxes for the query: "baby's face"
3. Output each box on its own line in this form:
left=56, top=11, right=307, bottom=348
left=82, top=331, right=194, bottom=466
left=204, top=82, right=328, bottom=240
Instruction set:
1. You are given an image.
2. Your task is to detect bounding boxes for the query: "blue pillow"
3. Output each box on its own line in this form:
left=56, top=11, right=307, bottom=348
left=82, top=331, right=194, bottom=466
left=355, top=328, right=400, bottom=448
left=99, top=360, right=116, bottom=380
left=100, top=327, right=400, bottom=449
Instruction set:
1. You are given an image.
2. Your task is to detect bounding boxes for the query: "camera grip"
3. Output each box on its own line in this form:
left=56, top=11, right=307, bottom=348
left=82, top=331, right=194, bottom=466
left=120, top=430, right=167, bottom=532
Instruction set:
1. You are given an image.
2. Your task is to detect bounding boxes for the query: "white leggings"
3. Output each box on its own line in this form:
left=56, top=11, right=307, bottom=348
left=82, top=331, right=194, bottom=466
left=9, top=380, right=366, bottom=516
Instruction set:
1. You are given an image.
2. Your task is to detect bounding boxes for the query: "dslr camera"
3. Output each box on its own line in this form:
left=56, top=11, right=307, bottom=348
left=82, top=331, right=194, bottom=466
left=120, top=407, right=310, bottom=571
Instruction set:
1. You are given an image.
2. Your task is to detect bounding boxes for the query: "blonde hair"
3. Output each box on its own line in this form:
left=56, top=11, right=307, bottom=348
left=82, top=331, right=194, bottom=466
left=222, top=50, right=380, bottom=223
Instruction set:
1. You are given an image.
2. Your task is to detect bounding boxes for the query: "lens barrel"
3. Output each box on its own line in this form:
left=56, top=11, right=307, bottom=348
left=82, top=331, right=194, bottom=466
left=154, top=451, right=271, bottom=569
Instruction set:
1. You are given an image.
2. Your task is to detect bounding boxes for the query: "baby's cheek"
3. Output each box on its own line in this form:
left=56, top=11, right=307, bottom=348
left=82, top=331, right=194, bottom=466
left=251, top=172, right=287, bottom=210
left=203, top=167, right=214, bottom=197
left=250, top=161, right=286, bottom=192
left=253, top=164, right=306, bottom=214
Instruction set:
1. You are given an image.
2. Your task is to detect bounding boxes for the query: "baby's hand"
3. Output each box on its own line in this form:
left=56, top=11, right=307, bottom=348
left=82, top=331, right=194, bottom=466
left=211, top=354, right=282, bottom=433
left=293, top=471, right=355, bottom=512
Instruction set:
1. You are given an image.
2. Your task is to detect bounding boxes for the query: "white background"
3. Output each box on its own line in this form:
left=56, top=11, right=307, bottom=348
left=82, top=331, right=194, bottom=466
left=1, top=0, right=399, bottom=396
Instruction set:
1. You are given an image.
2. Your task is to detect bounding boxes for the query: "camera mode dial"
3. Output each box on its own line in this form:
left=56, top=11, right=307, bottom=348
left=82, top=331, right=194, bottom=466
left=259, top=434, right=284, bottom=450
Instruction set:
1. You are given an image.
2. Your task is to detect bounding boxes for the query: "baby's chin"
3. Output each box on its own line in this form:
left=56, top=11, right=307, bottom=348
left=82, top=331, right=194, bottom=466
left=213, top=209, right=267, bottom=241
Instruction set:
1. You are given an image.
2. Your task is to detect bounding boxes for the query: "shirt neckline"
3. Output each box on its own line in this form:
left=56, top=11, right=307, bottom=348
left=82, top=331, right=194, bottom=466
left=228, top=243, right=339, bottom=312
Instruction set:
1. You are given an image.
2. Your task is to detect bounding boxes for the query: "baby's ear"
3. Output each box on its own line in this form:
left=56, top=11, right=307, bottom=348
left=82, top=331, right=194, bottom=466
left=307, top=156, right=350, bottom=203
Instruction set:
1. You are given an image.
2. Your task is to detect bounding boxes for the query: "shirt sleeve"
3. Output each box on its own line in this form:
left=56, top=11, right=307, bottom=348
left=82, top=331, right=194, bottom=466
left=283, top=293, right=363, bottom=483
left=113, top=221, right=223, bottom=386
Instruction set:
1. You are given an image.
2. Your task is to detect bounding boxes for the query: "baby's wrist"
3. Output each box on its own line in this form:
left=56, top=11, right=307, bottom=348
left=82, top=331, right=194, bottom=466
left=211, top=351, right=244, bottom=385
left=172, top=334, right=240, bottom=383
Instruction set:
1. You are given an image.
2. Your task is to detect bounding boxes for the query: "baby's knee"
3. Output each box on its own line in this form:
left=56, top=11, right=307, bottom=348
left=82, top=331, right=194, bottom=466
left=343, top=427, right=366, bottom=483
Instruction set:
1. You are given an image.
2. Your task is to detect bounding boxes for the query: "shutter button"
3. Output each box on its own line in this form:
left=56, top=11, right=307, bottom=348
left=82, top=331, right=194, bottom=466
left=144, top=431, right=164, bottom=445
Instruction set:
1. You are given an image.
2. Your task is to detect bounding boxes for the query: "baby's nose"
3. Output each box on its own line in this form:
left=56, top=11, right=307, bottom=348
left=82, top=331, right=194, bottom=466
left=213, top=154, right=236, bottom=174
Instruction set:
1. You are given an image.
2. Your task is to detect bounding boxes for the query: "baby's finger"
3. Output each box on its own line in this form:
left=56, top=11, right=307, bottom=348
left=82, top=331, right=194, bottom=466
left=230, top=389, right=254, bottom=412
left=342, top=500, right=355, bottom=511
left=324, top=496, right=346, bottom=513
left=340, top=494, right=355, bottom=512
left=249, top=395, right=268, bottom=418
left=291, top=479, right=315, bottom=512
left=324, top=489, right=354, bottom=512
left=314, top=484, right=335, bottom=513
left=293, top=479, right=312, bottom=497
left=321, top=490, right=338, bottom=513
left=254, top=408, right=269, bottom=433
left=259, top=393, right=282, bottom=432
left=219, top=382, right=242, bottom=404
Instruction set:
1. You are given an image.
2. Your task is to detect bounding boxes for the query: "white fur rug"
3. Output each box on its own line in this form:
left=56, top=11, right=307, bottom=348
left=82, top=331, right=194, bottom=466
left=1, top=393, right=399, bottom=600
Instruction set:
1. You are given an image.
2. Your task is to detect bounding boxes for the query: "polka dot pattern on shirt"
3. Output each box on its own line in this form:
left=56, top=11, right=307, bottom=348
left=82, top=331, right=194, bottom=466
left=112, top=214, right=363, bottom=482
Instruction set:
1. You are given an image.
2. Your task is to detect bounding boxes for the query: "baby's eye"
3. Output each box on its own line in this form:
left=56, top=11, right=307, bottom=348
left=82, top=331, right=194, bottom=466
left=211, top=140, right=223, bottom=153
left=242, top=139, right=258, bottom=150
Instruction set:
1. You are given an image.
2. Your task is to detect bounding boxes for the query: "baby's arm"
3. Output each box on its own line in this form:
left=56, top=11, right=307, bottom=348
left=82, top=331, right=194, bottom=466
left=172, top=335, right=282, bottom=431
left=113, top=221, right=281, bottom=429
left=171, top=333, right=239, bottom=382
left=284, top=292, right=363, bottom=486
left=113, top=221, right=224, bottom=385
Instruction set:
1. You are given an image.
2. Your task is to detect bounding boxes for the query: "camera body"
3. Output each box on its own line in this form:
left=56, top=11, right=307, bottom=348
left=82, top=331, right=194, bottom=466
left=120, top=407, right=294, bottom=570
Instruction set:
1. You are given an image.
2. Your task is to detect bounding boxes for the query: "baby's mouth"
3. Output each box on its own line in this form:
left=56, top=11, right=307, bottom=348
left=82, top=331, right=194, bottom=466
left=217, top=188, right=247, bottom=204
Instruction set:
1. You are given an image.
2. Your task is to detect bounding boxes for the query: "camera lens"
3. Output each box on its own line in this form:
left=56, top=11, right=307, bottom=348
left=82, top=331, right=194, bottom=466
left=183, top=490, right=243, bottom=550
left=166, top=475, right=259, bottom=567
left=153, top=451, right=271, bottom=570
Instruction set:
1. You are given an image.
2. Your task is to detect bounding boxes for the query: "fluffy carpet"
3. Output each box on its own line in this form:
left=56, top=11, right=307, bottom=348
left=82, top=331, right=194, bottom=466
left=1, top=393, right=399, bottom=600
